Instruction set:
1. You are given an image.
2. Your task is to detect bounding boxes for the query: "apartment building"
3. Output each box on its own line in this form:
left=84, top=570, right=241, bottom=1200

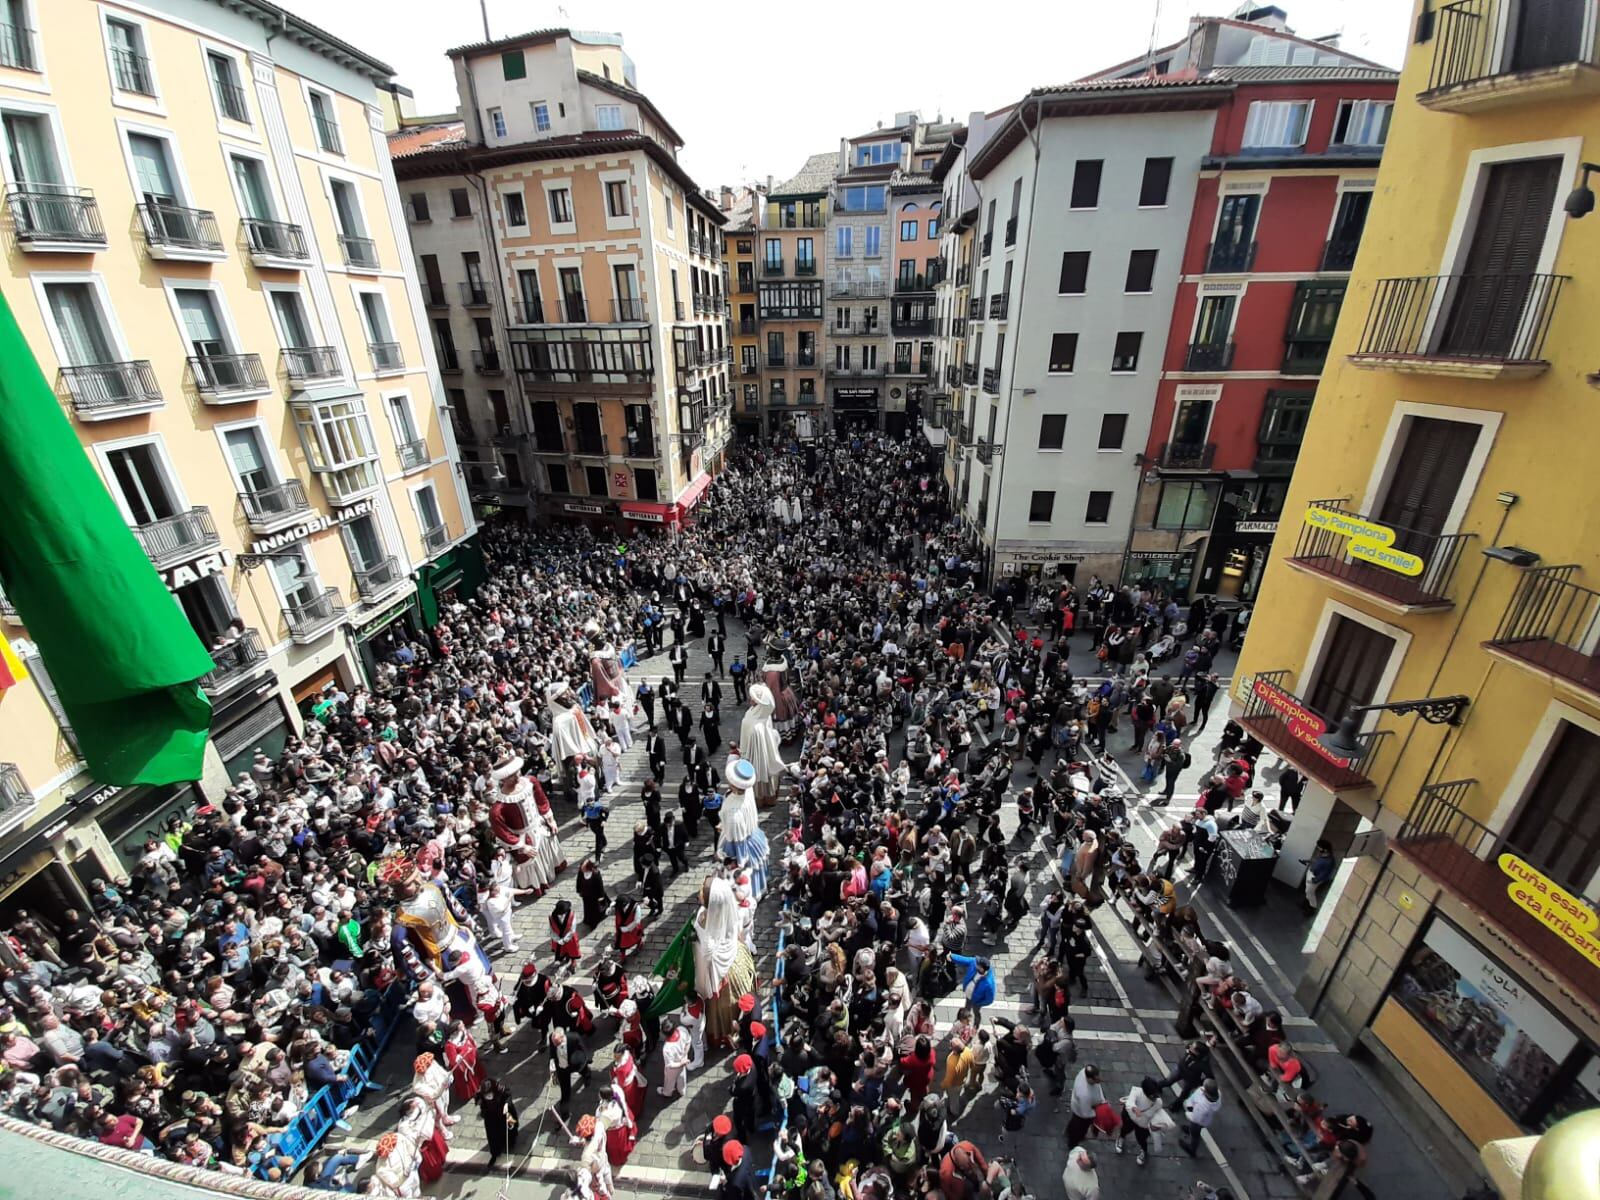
left=0, top=0, right=473, bottom=919
left=1233, top=0, right=1600, bottom=1164
left=392, top=29, right=729, bottom=529
left=722, top=190, right=762, bottom=438
left=756, top=155, right=830, bottom=439
left=1126, top=64, right=1397, bottom=600
left=886, top=171, right=941, bottom=436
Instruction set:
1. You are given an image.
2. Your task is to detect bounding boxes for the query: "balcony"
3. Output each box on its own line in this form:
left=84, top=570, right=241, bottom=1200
left=423, top=283, right=449, bottom=308
left=0, top=20, right=37, bottom=71
left=314, top=115, right=343, bottom=156
left=988, top=294, right=1009, bottom=320
left=1004, top=216, right=1017, bottom=247
left=890, top=361, right=929, bottom=377
left=1420, top=0, right=1600, bottom=113
left=895, top=273, right=933, bottom=293
left=962, top=363, right=978, bottom=385
left=1282, top=338, right=1330, bottom=376
left=282, top=346, right=341, bottom=384
left=828, top=278, right=887, bottom=298
left=438, top=351, right=462, bottom=374
left=967, top=297, right=982, bottom=319
left=239, top=478, right=312, bottom=533
left=1321, top=236, right=1361, bottom=272
left=891, top=317, right=935, bottom=335
left=0, top=762, right=34, bottom=840
left=1486, top=566, right=1600, bottom=700
left=826, top=362, right=889, bottom=378
left=473, top=348, right=504, bottom=374
left=422, top=523, right=450, bottom=554
left=460, top=281, right=491, bottom=307
left=112, top=47, right=155, bottom=95
left=795, top=259, right=817, bottom=277
left=738, top=317, right=757, bottom=336
left=613, top=298, right=646, bottom=323
left=951, top=317, right=967, bottom=338
left=1205, top=240, right=1257, bottom=273
left=7, top=185, right=107, bottom=250
left=369, top=342, right=405, bottom=375
left=737, top=277, right=754, bottom=295
left=981, top=230, right=993, bottom=256
left=1350, top=272, right=1567, bottom=378
left=135, top=507, right=220, bottom=569
left=238, top=217, right=309, bottom=270
left=139, top=200, right=225, bottom=260
left=339, top=234, right=379, bottom=271
left=200, top=630, right=268, bottom=696
left=981, top=368, right=999, bottom=394
left=397, top=438, right=430, bottom=471
left=975, top=440, right=997, bottom=466
left=622, top=429, right=657, bottom=458
left=1184, top=341, right=1236, bottom=372
left=354, top=556, right=405, bottom=601
left=1286, top=498, right=1474, bottom=611
left=285, top=587, right=345, bottom=644
left=60, top=361, right=162, bottom=420
left=1155, top=441, right=1217, bottom=471
left=762, top=259, right=785, bottom=277
left=833, top=321, right=881, bottom=336
left=573, top=432, right=610, bottom=457
left=189, top=352, right=269, bottom=402
left=1394, top=779, right=1600, bottom=1010
left=740, top=361, right=759, bottom=376
left=1239, top=669, right=1391, bottom=792
left=1253, top=442, right=1301, bottom=477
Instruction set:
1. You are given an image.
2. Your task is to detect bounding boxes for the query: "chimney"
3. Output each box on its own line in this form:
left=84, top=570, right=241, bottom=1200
left=766, top=174, right=773, bottom=193
left=720, top=185, right=734, bottom=210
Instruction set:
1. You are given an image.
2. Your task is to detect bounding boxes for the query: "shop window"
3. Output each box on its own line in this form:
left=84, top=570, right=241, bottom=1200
left=1154, top=479, right=1218, bottom=531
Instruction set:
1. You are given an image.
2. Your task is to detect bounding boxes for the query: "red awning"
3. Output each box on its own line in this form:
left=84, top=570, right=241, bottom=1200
left=619, top=501, right=676, bottom=524
left=675, top=471, right=712, bottom=514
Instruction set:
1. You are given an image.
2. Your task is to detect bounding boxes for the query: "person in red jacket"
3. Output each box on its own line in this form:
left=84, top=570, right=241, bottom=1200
left=899, top=1034, right=937, bottom=1108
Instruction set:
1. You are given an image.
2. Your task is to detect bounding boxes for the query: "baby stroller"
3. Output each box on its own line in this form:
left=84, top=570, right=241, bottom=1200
left=1147, top=633, right=1180, bottom=664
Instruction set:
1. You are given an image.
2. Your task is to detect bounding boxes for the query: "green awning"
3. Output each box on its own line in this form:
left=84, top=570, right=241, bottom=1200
left=416, top=533, right=486, bottom=627
left=0, top=291, right=213, bottom=784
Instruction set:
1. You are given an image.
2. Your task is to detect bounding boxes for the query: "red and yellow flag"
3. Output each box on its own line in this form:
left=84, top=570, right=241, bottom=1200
left=0, top=637, right=28, bottom=691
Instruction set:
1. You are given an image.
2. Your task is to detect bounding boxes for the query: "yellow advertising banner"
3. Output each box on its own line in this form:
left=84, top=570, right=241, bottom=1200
left=1349, top=540, right=1425, bottom=577
left=1500, top=852, right=1600, bottom=971
left=1303, top=506, right=1428, bottom=579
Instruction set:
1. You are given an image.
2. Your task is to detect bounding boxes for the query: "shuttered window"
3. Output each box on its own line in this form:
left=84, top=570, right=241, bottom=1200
left=1506, top=722, right=1600, bottom=896
left=1304, top=615, right=1395, bottom=722
left=1376, top=416, right=1479, bottom=543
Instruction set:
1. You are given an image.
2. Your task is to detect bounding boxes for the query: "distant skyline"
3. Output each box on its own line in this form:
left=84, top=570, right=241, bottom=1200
left=292, top=0, right=1412, bottom=191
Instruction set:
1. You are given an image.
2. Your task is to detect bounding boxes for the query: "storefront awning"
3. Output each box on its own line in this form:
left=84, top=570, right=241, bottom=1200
left=675, top=471, right=712, bottom=514
left=619, top=500, right=676, bottom=525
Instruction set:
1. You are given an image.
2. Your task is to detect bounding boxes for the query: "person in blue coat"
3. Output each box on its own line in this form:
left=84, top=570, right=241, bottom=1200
left=950, top=953, right=995, bottom=1014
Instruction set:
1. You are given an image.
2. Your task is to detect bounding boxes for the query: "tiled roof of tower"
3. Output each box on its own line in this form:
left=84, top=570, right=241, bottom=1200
left=575, top=70, right=684, bottom=146
left=387, top=121, right=466, bottom=159
left=1208, top=63, right=1399, bottom=81
left=445, top=27, right=570, bottom=57
left=1028, top=71, right=1228, bottom=94
left=771, top=152, right=838, bottom=196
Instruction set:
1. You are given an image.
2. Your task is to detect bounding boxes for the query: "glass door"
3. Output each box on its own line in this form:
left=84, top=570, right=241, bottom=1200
left=225, top=427, right=278, bottom=503
left=46, top=283, right=113, bottom=366
left=105, top=444, right=177, bottom=525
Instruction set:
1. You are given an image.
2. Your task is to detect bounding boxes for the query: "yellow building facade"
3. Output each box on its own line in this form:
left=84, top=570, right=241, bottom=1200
left=1234, top=0, right=1600, bottom=1161
left=0, top=0, right=473, bottom=917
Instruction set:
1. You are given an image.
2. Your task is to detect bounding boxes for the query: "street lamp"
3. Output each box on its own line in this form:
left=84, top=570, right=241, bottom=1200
left=1316, top=694, right=1471, bottom=759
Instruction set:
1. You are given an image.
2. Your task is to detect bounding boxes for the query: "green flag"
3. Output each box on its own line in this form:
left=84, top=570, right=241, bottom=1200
left=0, top=289, right=213, bottom=785
left=645, top=918, right=697, bottom=1019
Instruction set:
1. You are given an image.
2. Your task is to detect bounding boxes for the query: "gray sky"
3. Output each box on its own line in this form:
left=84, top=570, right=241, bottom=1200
left=296, top=0, right=1411, bottom=189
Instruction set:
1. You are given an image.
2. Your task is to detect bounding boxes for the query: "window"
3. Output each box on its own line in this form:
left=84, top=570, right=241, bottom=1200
left=224, top=426, right=280, bottom=503
left=1305, top=614, right=1396, bottom=721
left=796, top=237, right=815, bottom=271
left=208, top=52, right=249, bottom=124
left=1325, top=189, right=1372, bottom=268
left=548, top=186, right=573, bottom=225
left=855, top=142, right=899, bottom=166
left=606, top=179, right=629, bottom=218
left=1155, top=480, right=1219, bottom=530
left=107, top=18, right=155, bottom=96
left=1058, top=251, right=1089, bottom=295
left=1098, top=413, right=1127, bottom=450
left=1070, top=160, right=1102, bottom=209
left=104, top=441, right=178, bottom=525
left=1284, top=281, right=1346, bottom=372
left=504, top=190, right=527, bottom=228
left=1125, top=249, right=1157, bottom=293
left=488, top=107, right=506, bottom=138
left=1332, top=99, right=1392, bottom=147
left=1212, top=193, right=1261, bottom=269
left=515, top=268, right=541, bottom=321
left=1139, top=156, right=1173, bottom=207
left=414, top=485, right=445, bottom=541
left=1038, top=413, right=1066, bottom=451
left=359, top=292, right=398, bottom=364
left=1047, top=333, right=1078, bottom=374
left=585, top=464, right=608, bottom=496
left=900, top=219, right=917, bottom=242
left=863, top=225, right=882, bottom=257
left=1375, top=416, right=1481, bottom=550
left=635, top=467, right=658, bottom=502
left=44, top=281, right=118, bottom=369
left=928, top=217, right=939, bottom=238
left=837, top=185, right=887, bottom=213
left=173, top=287, right=236, bottom=367
left=409, top=192, right=430, bottom=222
left=267, top=289, right=315, bottom=349
left=1111, top=331, right=1142, bottom=372
left=1507, top=722, right=1600, bottom=898
left=595, top=104, right=623, bottom=131
left=291, top=395, right=381, bottom=502
left=532, top=101, right=551, bottom=133
left=547, top=463, right=569, bottom=493
left=1084, top=491, right=1113, bottom=524
left=1242, top=100, right=1313, bottom=150
left=432, top=317, right=458, bottom=369
left=763, top=238, right=782, bottom=269
left=1028, top=491, right=1055, bottom=523
left=836, top=225, right=853, bottom=258
left=1257, top=390, right=1312, bottom=470
left=502, top=49, right=526, bottom=80
left=559, top=267, right=586, bottom=321
left=450, top=188, right=471, bottom=218
left=308, top=88, right=341, bottom=155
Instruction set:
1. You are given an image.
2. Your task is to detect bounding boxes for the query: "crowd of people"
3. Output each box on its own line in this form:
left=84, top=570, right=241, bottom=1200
left=0, top=427, right=1364, bottom=1200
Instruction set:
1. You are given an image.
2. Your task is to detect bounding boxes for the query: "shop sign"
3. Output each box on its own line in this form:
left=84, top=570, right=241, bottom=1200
left=1128, top=550, right=1186, bottom=562
left=1235, top=521, right=1278, bottom=534
left=627, top=510, right=667, bottom=523
left=40, top=818, right=69, bottom=841
left=1251, top=677, right=1349, bottom=767
left=564, top=502, right=604, bottom=515
left=160, top=548, right=232, bottom=594
left=1501, top=853, right=1600, bottom=970
left=251, top=499, right=375, bottom=554
left=69, top=780, right=124, bottom=810
left=1303, top=505, right=1425, bottom=578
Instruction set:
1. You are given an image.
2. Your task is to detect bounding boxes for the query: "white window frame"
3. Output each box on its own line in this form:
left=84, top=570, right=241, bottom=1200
left=302, top=83, right=343, bottom=157
left=836, top=225, right=853, bottom=259
left=199, top=40, right=254, bottom=135
left=260, top=282, right=326, bottom=352
left=499, top=184, right=528, bottom=231
left=1165, top=383, right=1223, bottom=447
left=350, top=283, right=402, bottom=375
left=1184, top=282, right=1247, bottom=350
left=487, top=106, right=506, bottom=139
left=211, top=416, right=286, bottom=495
left=90, top=431, right=190, bottom=527
left=160, top=277, right=251, bottom=359
left=100, top=10, right=163, bottom=117
left=1046, top=331, right=1078, bottom=376
left=1357, top=401, right=1502, bottom=540
left=1241, top=100, right=1313, bottom=150
left=29, top=270, right=136, bottom=369
left=320, top=164, right=377, bottom=271
left=0, top=0, right=51, bottom=95
left=1098, top=412, right=1129, bottom=454
left=1331, top=99, right=1392, bottom=148
left=531, top=100, right=551, bottom=133
left=553, top=256, right=586, bottom=320
left=1437, top=137, right=1580, bottom=284
left=1298, top=598, right=1412, bottom=736
left=382, top=388, right=427, bottom=470
left=595, top=103, right=623, bottom=131
left=260, top=539, right=325, bottom=617
left=222, top=145, right=283, bottom=224
left=115, top=118, right=200, bottom=210
left=600, top=169, right=633, bottom=230
left=1485, top=699, right=1600, bottom=899
left=408, top=480, right=446, bottom=540
left=543, top=178, right=576, bottom=235
left=0, top=96, right=75, bottom=189
left=1110, top=331, right=1143, bottom=375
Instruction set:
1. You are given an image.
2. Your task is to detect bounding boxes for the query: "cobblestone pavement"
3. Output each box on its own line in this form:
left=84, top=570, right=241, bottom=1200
left=330, top=617, right=1457, bottom=1200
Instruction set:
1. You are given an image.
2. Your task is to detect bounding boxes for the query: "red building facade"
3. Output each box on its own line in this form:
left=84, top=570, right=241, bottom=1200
left=1126, top=67, right=1398, bottom=601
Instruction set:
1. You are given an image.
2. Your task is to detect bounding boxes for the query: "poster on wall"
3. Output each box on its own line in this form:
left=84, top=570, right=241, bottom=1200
left=1394, top=917, right=1579, bottom=1119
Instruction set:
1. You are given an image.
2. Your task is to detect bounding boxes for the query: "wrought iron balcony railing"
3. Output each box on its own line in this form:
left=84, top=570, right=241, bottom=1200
left=8, top=185, right=106, bottom=247
left=354, top=557, right=404, bottom=600
left=1423, top=0, right=1597, bottom=101
left=1352, top=272, right=1568, bottom=369
left=1206, top=240, right=1258, bottom=273
left=981, top=367, right=999, bottom=394
left=1287, top=497, right=1474, bottom=609
left=285, top=587, right=345, bottom=643
left=1488, top=566, right=1600, bottom=698
left=339, top=234, right=379, bottom=270
left=1185, top=341, right=1236, bottom=372
left=190, top=352, right=269, bottom=399
left=1239, top=668, right=1391, bottom=791
left=135, top=507, right=220, bottom=568
left=989, top=294, right=1009, bottom=320
left=1156, top=441, right=1217, bottom=470
left=200, top=630, right=267, bottom=695
left=1321, top=236, right=1360, bottom=272
left=140, top=200, right=224, bottom=254
left=282, top=346, right=341, bottom=383
left=460, top=281, right=491, bottom=306
left=239, top=479, right=312, bottom=532
left=369, top=342, right=404, bottom=373
left=60, top=361, right=162, bottom=418
left=422, top=524, right=450, bottom=554
left=397, top=439, right=429, bottom=471
left=243, top=217, right=309, bottom=263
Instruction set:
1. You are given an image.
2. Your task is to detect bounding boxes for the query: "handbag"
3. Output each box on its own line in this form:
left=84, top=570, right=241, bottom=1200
left=1092, top=1102, right=1121, bottom=1135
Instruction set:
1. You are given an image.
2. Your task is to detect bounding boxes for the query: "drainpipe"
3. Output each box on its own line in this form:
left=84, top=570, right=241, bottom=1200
left=987, top=93, right=1043, bottom=590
